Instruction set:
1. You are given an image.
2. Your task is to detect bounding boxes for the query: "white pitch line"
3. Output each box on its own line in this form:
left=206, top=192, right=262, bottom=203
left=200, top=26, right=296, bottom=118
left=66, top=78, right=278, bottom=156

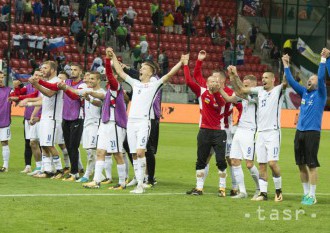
left=0, top=192, right=329, bottom=198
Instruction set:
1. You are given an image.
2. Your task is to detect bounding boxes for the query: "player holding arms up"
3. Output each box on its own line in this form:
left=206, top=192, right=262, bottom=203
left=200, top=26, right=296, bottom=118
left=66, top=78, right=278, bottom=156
left=231, top=67, right=287, bottom=202
left=282, top=50, right=327, bottom=205
left=111, top=48, right=183, bottom=194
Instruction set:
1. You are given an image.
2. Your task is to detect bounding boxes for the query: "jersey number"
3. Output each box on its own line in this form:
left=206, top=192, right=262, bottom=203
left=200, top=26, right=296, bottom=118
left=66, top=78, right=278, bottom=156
left=261, top=99, right=266, bottom=107
left=111, top=141, right=116, bottom=148
left=273, top=147, right=279, bottom=156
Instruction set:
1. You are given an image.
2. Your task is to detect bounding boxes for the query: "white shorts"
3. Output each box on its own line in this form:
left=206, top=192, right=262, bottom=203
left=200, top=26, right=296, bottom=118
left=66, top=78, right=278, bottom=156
left=39, top=119, right=64, bottom=147
left=24, top=119, right=31, bottom=140
left=0, top=126, right=11, bottom=142
left=30, top=122, right=40, bottom=141
left=225, top=128, right=232, bottom=156
left=97, top=121, right=126, bottom=153
left=127, top=119, right=150, bottom=153
left=83, top=123, right=99, bottom=149
left=256, top=130, right=281, bottom=163
left=230, top=127, right=256, bottom=161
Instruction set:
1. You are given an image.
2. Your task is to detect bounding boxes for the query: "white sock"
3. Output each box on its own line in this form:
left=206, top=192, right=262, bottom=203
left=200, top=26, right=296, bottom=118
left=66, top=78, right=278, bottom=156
left=93, top=160, right=104, bottom=183
left=137, top=157, right=146, bottom=186
left=302, top=182, right=310, bottom=196
left=78, top=149, right=83, bottom=170
left=259, top=179, right=268, bottom=193
left=41, top=155, right=46, bottom=172
left=52, top=155, right=63, bottom=170
left=249, top=165, right=260, bottom=190
left=273, top=176, right=282, bottom=190
left=196, top=169, right=205, bottom=190
left=50, top=156, right=55, bottom=172
left=84, top=149, right=95, bottom=179
left=2, top=145, right=10, bottom=168
left=229, top=166, right=238, bottom=190
left=309, top=185, right=316, bottom=198
left=62, top=148, right=70, bottom=168
left=203, top=164, right=209, bottom=182
left=43, top=156, right=52, bottom=173
left=218, top=170, right=226, bottom=189
left=123, top=153, right=129, bottom=179
left=117, top=164, right=126, bottom=186
left=36, top=161, right=42, bottom=168
left=233, top=165, right=246, bottom=194
left=133, top=159, right=138, bottom=180
left=104, top=155, right=113, bottom=180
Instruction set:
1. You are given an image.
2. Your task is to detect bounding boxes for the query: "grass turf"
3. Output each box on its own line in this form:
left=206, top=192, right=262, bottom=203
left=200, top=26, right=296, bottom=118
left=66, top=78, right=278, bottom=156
left=0, top=116, right=329, bottom=232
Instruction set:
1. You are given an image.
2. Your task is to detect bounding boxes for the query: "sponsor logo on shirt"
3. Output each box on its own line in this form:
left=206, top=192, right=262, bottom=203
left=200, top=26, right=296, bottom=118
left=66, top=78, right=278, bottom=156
left=204, top=98, right=210, bottom=104
left=301, top=99, right=305, bottom=105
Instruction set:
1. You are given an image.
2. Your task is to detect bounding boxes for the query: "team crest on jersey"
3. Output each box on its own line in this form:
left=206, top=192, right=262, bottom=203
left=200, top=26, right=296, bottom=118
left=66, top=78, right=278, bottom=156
left=213, top=103, right=218, bottom=107
left=301, top=98, right=305, bottom=105
left=204, top=98, right=210, bottom=104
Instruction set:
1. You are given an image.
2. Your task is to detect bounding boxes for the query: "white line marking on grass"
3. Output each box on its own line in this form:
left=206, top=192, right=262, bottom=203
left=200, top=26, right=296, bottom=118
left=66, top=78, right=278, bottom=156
left=0, top=192, right=329, bottom=198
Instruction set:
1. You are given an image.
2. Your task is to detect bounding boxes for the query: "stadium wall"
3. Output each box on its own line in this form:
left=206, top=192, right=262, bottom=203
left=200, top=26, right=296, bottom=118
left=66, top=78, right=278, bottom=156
left=11, top=103, right=330, bottom=130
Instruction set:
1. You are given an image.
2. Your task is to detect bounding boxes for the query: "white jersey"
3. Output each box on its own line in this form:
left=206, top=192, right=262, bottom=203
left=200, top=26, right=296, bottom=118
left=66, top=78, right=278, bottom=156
left=36, top=36, right=45, bottom=50
left=83, top=87, right=106, bottom=125
left=13, top=34, right=22, bottom=46
left=237, top=95, right=258, bottom=130
left=28, top=35, right=37, bottom=48
left=251, top=84, right=284, bottom=132
left=41, top=77, right=63, bottom=121
left=125, top=75, right=163, bottom=120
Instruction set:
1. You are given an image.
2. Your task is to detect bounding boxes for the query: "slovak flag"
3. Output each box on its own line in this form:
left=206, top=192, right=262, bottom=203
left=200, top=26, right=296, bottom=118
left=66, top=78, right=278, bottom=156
left=47, top=37, right=66, bottom=52
left=9, top=67, right=32, bottom=82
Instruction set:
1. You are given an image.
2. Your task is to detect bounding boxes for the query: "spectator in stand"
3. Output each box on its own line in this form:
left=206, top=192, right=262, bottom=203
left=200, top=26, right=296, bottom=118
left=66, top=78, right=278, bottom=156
left=126, top=6, right=137, bottom=27
left=28, top=33, right=38, bottom=57
left=33, top=0, right=42, bottom=25
left=261, top=36, right=274, bottom=59
left=184, top=0, right=191, bottom=14
left=205, top=12, right=212, bottom=36
left=191, top=0, right=200, bottom=19
left=12, top=32, right=22, bottom=58
left=1, top=1, right=10, bottom=15
left=211, top=30, right=225, bottom=45
left=139, top=35, right=149, bottom=61
left=78, top=0, right=88, bottom=20
left=248, top=23, right=258, bottom=49
left=125, top=23, right=132, bottom=50
left=163, top=7, right=175, bottom=34
left=175, top=0, right=184, bottom=13
left=70, top=16, right=83, bottom=36
left=224, top=17, right=233, bottom=38
left=237, top=31, right=247, bottom=50
left=49, top=0, right=58, bottom=26
left=0, top=11, right=8, bottom=31
left=59, top=0, right=70, bottom=26
left=183, top=13, right=195, bottom=36
left=130, top=44, right=142, bottom=69
left=15, top=0, right=24, bottom=23
left=158, top=50, right=169, bottom=77
left=110, top=14, right=120, bottom=32
left=20, top=34, right=29, bottom=59
left=213, top=13, right=223, bottom=32
left=95, top=23, right=105, bottom=46
left=115, top=21, right=127, bottom=52
left=35, top=32, right=45, bottom=59
left=89, top=2, right=97, bottom=24
left=90, top=56, right=102, bottom=71
left=283, top=38, right=296, bottom=58
left=223, top=45, right=233, bottom=69
left=174, top=8, right=183, bottom=34
left=89, top=27, right=99, bottom=53
left=236, top=45, right=245, bottom=65
left=75, top=28, right=86, bottom=54
left=41, top=0, right=49, bottom=17
left=270, top=45, right=281, bottom=72
left=151, top=0, right=161, bottom=31
left=109, top=4, right=118, bottom=22
left=24, top=0, right=33, bottom=23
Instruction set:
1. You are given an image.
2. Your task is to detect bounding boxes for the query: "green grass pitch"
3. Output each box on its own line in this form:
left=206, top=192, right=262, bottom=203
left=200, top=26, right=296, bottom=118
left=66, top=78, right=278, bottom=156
left=0, top=116, right=329, bottom=233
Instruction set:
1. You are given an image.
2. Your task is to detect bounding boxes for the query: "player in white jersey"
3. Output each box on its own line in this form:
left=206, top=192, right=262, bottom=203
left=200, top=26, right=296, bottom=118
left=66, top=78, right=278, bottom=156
left=230, top=67, right=287, bottom=202
left=28, top=61, right=64, bottom=178
left=75, top=72, right=105, bottom=182
left=111, top=48, right=183, bottom=194
left=220, top=67, right=260, bottom=199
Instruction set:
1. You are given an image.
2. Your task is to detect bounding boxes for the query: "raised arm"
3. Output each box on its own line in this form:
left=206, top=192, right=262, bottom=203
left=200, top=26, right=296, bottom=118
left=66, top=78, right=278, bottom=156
left=219, top=87, right=238, bottom=103
left=86, top=91, right=106, bottom=100
left=193, top=50, right=207, bottom=87
left=105, top=49, right=119, bottom=91
left=182, top=54, right=201, bottom=96
left=29, top=77, right=57, bottom=97
left=282, top=54, right=304, bottom=96
left=319, top=48, right=329, bottom=96
left=228, top=65, right=252, bottom=94
left=160, top=56, right=183, bottom=83
left=110, top=49, right=128, bottom=81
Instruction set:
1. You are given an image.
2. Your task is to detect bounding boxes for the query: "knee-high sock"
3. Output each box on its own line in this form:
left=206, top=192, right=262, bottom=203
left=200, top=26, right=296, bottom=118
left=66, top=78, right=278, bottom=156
left=2, top=145, right=10, bottom=168
left=104, top=155, right=113, bottom=180
left=137, top=157, right=146, bottom=186
left=196, top=169, right=205, bottom=190
left=229, top=166, right=238, bottom=190
left=249, top=165, right=260, bottom=190
left=233, top=165, right=246, bottom=194
left=117, top=164, right=126, bottom=186
left=78, top=149, right=84, bottom=170
left=123, top=153, right=129, bottom=179
left=52, top=155, right=63, bottom=170
left=84, top=149, right=96, bottom=179
left=93, top=160, right=104, bottom=183
left=202, top=164, right=209, bottom=182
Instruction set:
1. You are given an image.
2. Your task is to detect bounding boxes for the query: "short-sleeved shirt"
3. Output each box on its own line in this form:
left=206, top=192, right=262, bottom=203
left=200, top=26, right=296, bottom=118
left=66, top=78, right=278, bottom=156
left=125, top=75, right=163, bottom=120
left=83, top=87, right=106, bottom=125
left=41, top=77, right=63, bottom=121
left=251, top=84, right=284, bottom=132
left=236, top=95, right=258, bottom=130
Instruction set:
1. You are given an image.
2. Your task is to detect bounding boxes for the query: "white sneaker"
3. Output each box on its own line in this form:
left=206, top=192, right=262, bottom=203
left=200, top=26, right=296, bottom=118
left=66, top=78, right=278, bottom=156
left=130, top=184, right=144, bottom=194
left=27, top=169, right=42, bottom=176
left=127, top=178, right=138, bottom=187
left=251, top=190, right=260, bottom=201
left=21, top=166, right=32, bottom=173
left=232, top=192, right=248, bottom=199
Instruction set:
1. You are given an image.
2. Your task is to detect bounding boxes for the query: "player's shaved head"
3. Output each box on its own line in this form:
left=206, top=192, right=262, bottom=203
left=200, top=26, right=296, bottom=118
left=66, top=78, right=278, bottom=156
left=262, top=72, right=275, bottom=91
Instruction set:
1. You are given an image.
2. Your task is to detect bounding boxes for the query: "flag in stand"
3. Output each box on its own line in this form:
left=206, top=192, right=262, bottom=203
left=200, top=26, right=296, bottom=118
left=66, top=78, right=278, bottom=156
left=9, top=68, right=31, bottom=82
left=47, top=37, right=66, bottom=53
